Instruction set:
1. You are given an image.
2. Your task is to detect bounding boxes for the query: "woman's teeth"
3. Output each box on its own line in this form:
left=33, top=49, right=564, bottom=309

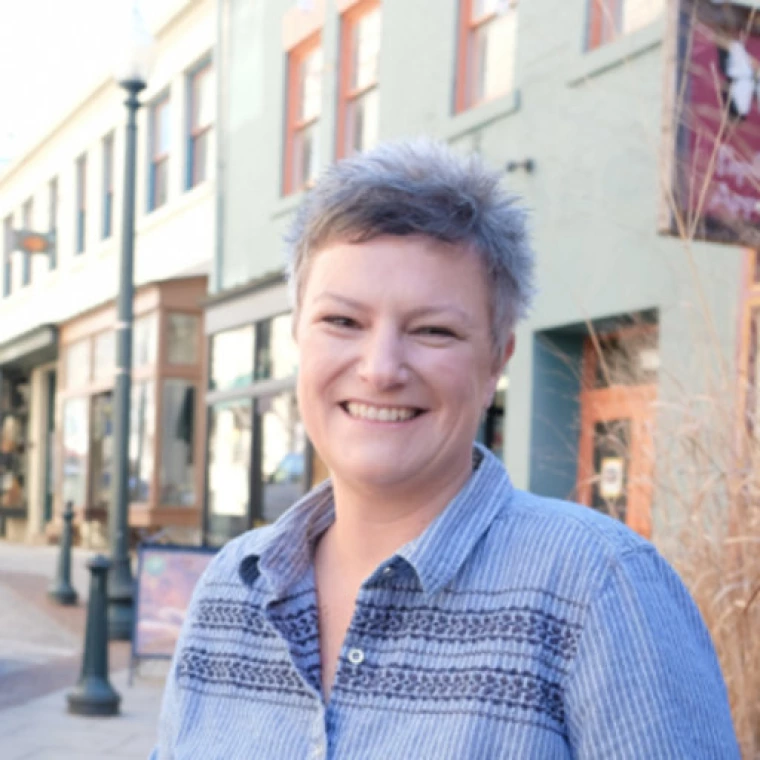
left=345, top=402, right=417, bottom=422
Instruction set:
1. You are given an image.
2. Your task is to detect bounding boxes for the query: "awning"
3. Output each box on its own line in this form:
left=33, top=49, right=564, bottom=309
left=0, top=325, right=58, bottom=372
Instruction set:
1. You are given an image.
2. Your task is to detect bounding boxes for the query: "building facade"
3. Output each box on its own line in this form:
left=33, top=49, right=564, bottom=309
left=0, top=0, right=216, bottom=543
left=207, top=0, right=750, bottom=548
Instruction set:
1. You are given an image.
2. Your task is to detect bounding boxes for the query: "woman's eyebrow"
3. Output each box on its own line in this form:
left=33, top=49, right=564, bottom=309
left=315, top=293, right=473, bottom=324
left=314, top=292, right=366, bottom=310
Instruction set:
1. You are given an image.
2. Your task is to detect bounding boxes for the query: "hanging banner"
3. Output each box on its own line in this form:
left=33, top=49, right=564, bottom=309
left=660, top=0, right=760, bottom=247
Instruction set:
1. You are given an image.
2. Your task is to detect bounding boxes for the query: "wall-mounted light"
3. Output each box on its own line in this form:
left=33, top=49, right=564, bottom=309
left=505, top=158, right=535, bottom=174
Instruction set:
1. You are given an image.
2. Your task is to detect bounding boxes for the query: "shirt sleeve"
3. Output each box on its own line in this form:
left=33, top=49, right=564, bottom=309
left=563, top=546, right=740, bottom=758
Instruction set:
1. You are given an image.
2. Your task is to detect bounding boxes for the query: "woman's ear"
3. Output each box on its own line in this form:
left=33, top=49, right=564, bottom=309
left=485, top=334, right=516, bottom=407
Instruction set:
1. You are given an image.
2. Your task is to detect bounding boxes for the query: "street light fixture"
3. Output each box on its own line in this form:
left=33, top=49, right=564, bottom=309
left=108, top=1, right=155, bottom=640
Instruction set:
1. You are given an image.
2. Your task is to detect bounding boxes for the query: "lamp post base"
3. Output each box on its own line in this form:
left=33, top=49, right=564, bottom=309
left=49, top=585, right=78, bottom=606
left=67, top=677, right=121, bottom=717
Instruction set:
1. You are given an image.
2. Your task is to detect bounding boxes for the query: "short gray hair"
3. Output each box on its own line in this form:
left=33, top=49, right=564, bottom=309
left=284, top=137, right=535, bottom=357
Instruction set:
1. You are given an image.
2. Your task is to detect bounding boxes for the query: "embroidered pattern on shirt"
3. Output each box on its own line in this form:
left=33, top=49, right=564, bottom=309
left=351, top=602, right=582, bottom=661
left=177, top=646, right=314, bottom=701
left=334, top=660, right=565, bottom=729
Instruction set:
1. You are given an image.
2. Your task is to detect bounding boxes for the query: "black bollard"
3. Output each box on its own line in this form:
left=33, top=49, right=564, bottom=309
left=49, top=501, right=78, bottom=605
left=67, top=555, right=121, bottom=716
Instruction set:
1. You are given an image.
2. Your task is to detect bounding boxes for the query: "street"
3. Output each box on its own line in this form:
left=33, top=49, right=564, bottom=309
left=0, top=542, right=166, bottom=759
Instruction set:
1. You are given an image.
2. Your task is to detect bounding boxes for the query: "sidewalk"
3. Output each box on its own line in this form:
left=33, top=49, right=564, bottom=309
left=0, top=541, right=167, bottom=759
left=0, top=667, right=166, bottom=760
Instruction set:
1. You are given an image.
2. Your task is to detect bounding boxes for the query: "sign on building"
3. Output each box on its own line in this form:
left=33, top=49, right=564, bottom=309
left=660, top=0, right=760, bottom=248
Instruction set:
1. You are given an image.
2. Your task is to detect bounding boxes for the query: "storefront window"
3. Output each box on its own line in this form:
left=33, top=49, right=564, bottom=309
left=65, top=339, right=90, bottom=388
left=160, top=379, right=196, bottom=505
left=62, top=397, right=89, bottom=509
left=210, top=326, right=255, bottom=391
left=0, top=376, right=29, bottom=512
left=89, top=391, right=113, bottom=512
left=167, top=313, right=199, bottom=365
left=133, top=313, right=158, bottom=368
left=256, top=314, right=298, bottom=381
left=129, top=380, right=155, bottom=502
left=93, top=331, right=115, bottom=383
left=207, top=400, right=253, bottom=546
left=260, top=391, right=307, bottom=523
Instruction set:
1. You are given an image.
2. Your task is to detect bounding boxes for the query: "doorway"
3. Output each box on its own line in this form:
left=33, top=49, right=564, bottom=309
left=577, top=326, right=658, bottom=538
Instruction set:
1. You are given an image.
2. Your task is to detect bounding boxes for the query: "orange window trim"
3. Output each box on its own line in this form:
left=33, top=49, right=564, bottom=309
left=336, top=0, right=380, bottom=159
left=284, top=32, right=322, bottom=196
left=587, top=0, right=618, bottom=51
left=455, top=0, right=506, bottom=114
left=282, top=0, right=326, bottom=52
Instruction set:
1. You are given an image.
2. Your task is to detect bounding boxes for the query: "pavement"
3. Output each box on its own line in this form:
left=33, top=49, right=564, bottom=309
left=0, top=541, right=167, bottom=759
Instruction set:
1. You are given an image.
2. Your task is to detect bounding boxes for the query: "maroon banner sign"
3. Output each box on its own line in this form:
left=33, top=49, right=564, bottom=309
left=661, top=0, right=760, bottom=247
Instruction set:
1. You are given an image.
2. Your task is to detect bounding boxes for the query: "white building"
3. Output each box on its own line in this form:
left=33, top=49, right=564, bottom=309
left=0, top=0, right=216, bottom=544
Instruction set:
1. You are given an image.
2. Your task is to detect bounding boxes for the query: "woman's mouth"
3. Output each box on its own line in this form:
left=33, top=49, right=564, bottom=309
left=341, top=401, right=425, bottom=422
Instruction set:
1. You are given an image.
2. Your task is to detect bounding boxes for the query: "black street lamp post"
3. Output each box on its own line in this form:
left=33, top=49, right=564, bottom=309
left=108, top=4, right=154, bottom=641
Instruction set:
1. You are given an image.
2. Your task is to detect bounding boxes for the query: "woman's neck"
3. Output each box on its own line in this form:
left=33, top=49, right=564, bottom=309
left=320, top=459, right=473, bottom=580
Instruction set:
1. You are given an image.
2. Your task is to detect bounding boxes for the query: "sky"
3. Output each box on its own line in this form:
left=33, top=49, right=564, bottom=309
left=0, top=0, right=174, bottom=168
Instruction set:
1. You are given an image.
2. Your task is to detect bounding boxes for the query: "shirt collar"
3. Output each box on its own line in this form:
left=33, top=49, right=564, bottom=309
left=236, top=443, right=513, bottom=598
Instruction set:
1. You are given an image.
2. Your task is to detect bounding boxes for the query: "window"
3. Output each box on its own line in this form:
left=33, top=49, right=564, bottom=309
left=187, top=61, right=213, bottom=189
left=587, top=0, right=664, bottom=50
left=75, top=154, right=87, bottom=254
left=62, top=397, right=89, bottom=510
left=284, top=36, right=323, bottom=195
left=337, top=0, right=381, bottom=158
left=48, top=178, right=58, bottom=270
left=93, top=330, right=115, bottom=383
left=129, top=380, right=156, bottom=502
left=65, top=339, right=91, bottom=388
left=3, top=215, right=12, bottom=298
left=102, top=132, right=114, bottom=239
left=133, top=312, right=159, bottom=367
left=160, top=379, right=196, bottom=505
left=166, top=312, right=199, bottom=365
left=456, top=0, right=518, bottom=113
left=210, top=325, right=256, bottom=391
left=21, top=198, right=33, bottom=286
left=207, top=400, right=253, bottom=543
left=149, top=94, right=171, bottom=211
left=206, top=313, right=305, bottom=545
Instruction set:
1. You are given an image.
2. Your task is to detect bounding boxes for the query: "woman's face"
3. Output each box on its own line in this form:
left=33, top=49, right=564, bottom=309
left=295, top=235, right=510, bottom=496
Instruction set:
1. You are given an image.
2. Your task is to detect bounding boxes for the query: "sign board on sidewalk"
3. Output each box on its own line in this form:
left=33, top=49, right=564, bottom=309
left=132, top=544, right=216, bottom=663
left=660, top=0, right=760, bottom=247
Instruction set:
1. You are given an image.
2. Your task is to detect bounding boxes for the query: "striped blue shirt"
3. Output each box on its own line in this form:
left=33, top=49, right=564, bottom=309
left=152, top=445, right=738, bottom=758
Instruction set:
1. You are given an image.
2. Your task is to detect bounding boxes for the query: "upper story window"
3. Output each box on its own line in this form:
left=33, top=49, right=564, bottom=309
left=337, top=0, right=381, bottom=158
left=75, top=153, right=87, bottom=254
left=21, top=198, right=33, bottom=286
left=187, top=61, right=214, bottom=189
left=48, top=177, right=58, bottom=270
left=284, top=35, right=324, bottom=195
left=456, top=0, right=518, bottom=113
left=3, top=215, right=13, bottom=298
left=102, top=132, right=114, bottom=239
left=149, top=93, right=171, bottom=211
left=587, top=0, right=664, bottom=50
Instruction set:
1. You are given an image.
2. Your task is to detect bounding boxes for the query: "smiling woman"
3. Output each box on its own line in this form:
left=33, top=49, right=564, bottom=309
left=152, top=139, right=739, bottom=759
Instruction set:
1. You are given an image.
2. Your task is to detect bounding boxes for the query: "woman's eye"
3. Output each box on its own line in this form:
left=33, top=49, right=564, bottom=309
left=415, top=326, right=457, bottom=338
left=323, top=315, right=358, bottom=328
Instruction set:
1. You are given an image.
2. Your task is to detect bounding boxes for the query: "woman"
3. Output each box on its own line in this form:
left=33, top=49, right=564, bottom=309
left=152, top=139, right=738, bottom=758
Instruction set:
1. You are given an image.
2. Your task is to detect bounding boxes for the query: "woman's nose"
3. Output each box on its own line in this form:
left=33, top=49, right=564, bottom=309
left=357, top=328, right=409, bottom=390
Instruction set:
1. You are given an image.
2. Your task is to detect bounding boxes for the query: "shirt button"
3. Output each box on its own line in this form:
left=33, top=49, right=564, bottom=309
left=382, top=566, right=394, bottom=575
left=347, top=648, right=365, bottom=665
